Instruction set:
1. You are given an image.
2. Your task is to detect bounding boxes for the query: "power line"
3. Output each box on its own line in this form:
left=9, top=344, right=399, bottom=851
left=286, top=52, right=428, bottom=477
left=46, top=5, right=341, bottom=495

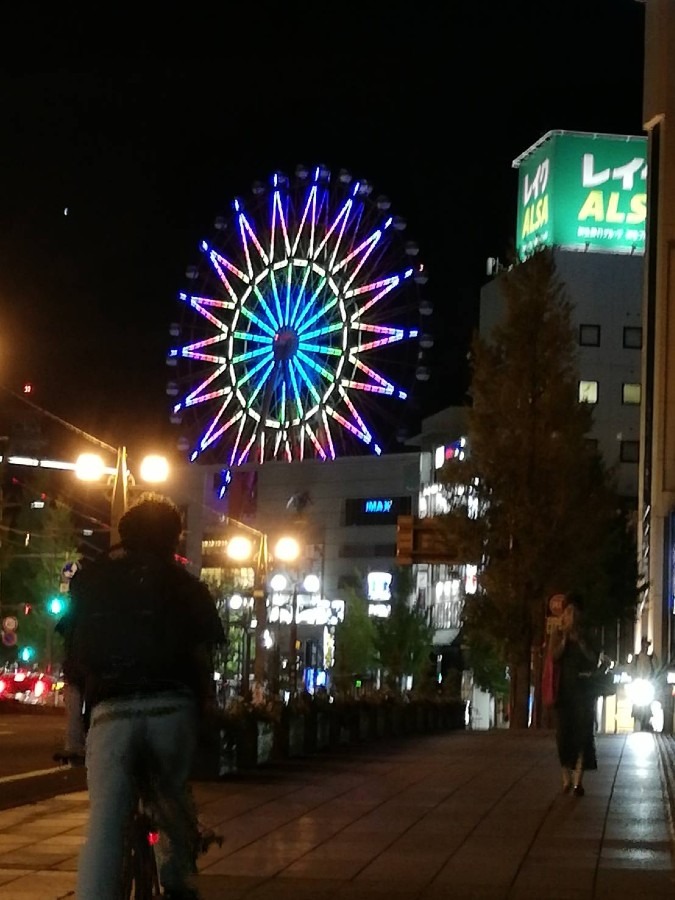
left=0, top=386, right=117, bottom=455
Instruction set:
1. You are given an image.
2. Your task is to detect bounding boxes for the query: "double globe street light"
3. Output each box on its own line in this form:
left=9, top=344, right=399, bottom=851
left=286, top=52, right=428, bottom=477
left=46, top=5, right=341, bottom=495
left=74, top=446, right=169, bottom=546
left=225, top=530, right=303, bottom=697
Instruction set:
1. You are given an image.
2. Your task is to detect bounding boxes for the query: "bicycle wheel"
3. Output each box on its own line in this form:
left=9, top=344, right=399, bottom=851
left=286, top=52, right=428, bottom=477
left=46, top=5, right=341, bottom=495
left=121, top=807, right=161, bottom=900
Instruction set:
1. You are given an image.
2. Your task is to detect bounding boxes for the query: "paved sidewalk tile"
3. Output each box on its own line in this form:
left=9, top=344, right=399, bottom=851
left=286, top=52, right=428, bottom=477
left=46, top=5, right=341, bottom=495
left=0, top=730, right=673, bottom=899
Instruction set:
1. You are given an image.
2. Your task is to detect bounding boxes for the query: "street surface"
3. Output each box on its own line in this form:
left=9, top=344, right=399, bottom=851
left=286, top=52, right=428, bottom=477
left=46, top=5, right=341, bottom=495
left=0, top=709, right=86, bottom=810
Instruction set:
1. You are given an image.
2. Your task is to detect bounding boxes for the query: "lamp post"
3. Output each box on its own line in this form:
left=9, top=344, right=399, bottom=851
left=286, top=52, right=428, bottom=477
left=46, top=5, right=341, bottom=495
left=75, top=446, right=169, bottom=547
left=226, top=526, right=301, bottom=695
left=269, top=571, right=321, bottom=696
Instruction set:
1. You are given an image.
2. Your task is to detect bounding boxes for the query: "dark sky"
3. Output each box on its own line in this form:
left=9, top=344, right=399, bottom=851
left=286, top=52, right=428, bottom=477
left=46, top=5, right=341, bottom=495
left=0, top=1, right=646, bottom=462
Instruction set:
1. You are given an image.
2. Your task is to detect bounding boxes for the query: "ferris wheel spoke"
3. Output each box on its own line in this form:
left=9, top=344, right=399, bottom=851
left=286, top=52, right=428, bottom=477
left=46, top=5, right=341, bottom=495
left=291, top=356, right=323, bottom=406
left=289, top=263, right=312, bottom=328
left=272, top=189, right=291, bottom=259
left=299, top=321, right=342, bottom=342
left=208, top=245, right=250, bottom=287
left=350, top=324, right=406, bottom=352
left=194, top=400, right=241, bottom=456
left=291, top=184, right=318, bottom=258
left=234, top=419, right=259, bottom=466
left=177, top=366, right=231, bottom=411
left=226, top=413, right=249, bottom=466
left=232, top=329, right=272, bottom=346
left=292, top=273, right=328, bottom=331
left=303, top=421, right=328, bottom=461
left=333, top=228, right=381, bottom=283
left=320, top=408, right=337, bottom=460
left=240, top=296, right=277, bottom=337
left=313, top=197, right=352, bottom=263
left=325, top=405, right=372, bottom=445
left=236, top=206, right=269, bottom=276
left=295, top=348, right=335, bottom=385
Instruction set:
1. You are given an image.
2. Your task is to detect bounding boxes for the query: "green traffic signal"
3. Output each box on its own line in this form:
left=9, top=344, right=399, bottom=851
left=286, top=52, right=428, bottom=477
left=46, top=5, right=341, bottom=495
left=19, top=647, right=35, bottom=662
left=47, top=596, right=66, bottom=616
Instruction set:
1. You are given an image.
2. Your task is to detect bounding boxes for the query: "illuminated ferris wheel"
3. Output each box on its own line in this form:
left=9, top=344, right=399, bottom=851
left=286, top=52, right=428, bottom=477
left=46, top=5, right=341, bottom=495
left=167, top=163, right=433, bottom=465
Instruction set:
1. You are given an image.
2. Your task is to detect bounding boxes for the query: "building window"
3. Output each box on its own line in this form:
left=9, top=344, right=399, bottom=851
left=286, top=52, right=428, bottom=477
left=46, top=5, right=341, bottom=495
left=623, top=326, right=642, bottom=349
left=620, top=440, right=639, bottom=463
left=579, top=380, right=598, bottom=404
left=622, top=383, right=641, bottom=405
left=579, top=324, right=600, bottom=347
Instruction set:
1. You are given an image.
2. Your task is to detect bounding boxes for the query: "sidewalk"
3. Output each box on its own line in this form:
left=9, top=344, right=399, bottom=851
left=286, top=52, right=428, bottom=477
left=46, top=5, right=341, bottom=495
left=0, top=729, right=673, bottom=899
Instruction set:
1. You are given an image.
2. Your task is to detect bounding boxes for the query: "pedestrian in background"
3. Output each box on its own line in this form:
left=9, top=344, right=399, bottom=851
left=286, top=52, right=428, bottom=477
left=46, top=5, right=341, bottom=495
left=547, top=592, right=600, bottom=796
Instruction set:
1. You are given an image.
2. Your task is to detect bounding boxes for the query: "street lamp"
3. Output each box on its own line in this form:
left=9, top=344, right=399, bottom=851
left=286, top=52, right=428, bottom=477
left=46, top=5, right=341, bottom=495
left=224, top=525, right=300, bottom=695
left=269, top=570, right=321, bottom=696
left=75, top=446, right=169, bottom=546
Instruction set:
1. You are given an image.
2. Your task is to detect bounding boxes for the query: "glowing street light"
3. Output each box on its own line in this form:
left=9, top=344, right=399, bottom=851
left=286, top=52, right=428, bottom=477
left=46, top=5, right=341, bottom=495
left=224, top=527, right=301, bottom=694
left=75, top=446, right=169, bottom=546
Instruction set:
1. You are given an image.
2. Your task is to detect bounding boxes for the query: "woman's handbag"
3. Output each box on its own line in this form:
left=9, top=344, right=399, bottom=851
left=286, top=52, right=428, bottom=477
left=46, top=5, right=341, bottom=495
left=541, top=652, right=560, bottom=707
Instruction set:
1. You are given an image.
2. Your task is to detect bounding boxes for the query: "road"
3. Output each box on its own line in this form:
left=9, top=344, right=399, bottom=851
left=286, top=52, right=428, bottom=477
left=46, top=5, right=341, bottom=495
left=0, top=706, right=86, bottom=810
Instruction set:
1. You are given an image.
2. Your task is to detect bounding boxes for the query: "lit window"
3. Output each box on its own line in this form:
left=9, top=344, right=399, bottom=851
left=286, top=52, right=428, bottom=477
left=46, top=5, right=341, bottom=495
left=623, top=326, right=642, bottom=349
left=622, top=383, right=641, bottom=405
left=579, top=380, right=598, bottom=404
left=579, top=324, right=600, bottom=347
left=620, top=440, right=639, bottom=463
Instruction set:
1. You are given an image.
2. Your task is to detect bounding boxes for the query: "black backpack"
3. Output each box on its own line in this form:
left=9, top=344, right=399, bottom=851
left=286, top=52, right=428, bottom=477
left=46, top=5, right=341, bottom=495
left=67, top=552, right=187, bottom=705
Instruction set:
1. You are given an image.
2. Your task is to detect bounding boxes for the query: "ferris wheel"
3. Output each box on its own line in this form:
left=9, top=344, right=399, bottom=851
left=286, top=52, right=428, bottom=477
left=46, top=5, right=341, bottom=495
left=167, top=164, right=433, bottom=465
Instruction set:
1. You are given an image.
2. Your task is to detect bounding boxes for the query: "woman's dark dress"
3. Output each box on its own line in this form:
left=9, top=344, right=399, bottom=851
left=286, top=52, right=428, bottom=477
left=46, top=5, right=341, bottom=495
left=555, top=637, right=598, bottom=771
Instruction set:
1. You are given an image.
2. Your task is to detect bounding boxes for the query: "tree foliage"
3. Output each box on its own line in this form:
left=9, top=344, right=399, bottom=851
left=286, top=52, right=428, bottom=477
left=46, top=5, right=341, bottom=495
left=373, top=569, right=435, bottom=692
left=0, top=492, right=79, bottom=668
left=333, top=585, right=377, bottom=694
left=439, top=248, right=639, bottom=727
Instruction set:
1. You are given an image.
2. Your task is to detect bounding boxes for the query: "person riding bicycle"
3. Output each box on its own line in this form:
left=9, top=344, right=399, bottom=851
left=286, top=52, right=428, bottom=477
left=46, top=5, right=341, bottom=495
left=64, top=492, right=225, bottom=900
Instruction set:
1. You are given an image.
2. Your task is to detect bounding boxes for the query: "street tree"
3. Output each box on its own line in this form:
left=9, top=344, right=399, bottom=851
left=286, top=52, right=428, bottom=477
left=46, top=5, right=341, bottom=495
left=1, top=489, right=79, bottom=668
left=372, top=568, right=434, bottom=693
left=333, top=585, right=377, bottom=695
left=439, top=248, right=638, bottom=728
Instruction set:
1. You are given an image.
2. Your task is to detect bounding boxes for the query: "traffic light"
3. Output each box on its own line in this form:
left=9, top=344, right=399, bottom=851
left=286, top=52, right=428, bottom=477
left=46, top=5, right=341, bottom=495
left=19, top=647, right=35, bottom=663
left=47, top=596, right=66, bottom=616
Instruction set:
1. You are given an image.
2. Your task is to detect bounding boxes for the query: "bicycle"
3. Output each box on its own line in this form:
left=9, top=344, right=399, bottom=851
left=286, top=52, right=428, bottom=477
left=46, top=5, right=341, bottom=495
left=54, top=751, right=222, bottom=899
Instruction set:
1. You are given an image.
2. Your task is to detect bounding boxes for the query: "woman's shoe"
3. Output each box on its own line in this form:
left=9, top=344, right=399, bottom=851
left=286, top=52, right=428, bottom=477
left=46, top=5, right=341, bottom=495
left=573, top=785, right=585, bottom=797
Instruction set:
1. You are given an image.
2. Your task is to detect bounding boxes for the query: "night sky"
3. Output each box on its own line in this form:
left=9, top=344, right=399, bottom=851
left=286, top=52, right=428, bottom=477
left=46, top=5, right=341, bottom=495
left=0, top=1, right=646, bottom=463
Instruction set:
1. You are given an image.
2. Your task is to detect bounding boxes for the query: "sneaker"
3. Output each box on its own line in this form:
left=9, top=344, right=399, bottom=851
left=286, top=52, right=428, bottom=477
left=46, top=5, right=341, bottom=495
left=573, top=785, right=585, bottom=797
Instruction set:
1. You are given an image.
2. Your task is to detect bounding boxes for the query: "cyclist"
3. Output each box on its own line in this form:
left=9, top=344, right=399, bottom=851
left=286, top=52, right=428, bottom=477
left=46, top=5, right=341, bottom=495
left=64, top=493, right=225, bottom=900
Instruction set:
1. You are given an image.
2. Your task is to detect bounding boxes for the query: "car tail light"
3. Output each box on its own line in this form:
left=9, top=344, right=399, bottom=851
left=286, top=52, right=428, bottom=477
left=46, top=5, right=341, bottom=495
left=147, top=831, right=160, bottom=846
left=33, top=680, right=45, bottom=698
left=0, top=679, right=6, bottom=694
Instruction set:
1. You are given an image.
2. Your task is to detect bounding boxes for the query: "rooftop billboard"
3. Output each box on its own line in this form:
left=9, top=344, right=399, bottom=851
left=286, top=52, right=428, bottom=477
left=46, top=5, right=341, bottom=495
left=513, top=130, right=647, bottom=258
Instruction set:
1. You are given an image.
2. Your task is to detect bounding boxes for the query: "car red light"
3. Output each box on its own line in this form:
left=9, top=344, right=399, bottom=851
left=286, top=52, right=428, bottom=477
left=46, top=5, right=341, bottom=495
left=33, top=680, right=45, bottom=698
left=147, top=831, right=160, bottom=846
left=0, top=679, right=6, bottom=694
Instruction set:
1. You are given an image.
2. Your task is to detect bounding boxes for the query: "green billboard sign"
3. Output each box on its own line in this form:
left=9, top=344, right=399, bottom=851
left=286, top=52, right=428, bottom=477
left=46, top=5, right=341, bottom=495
left=514, top=130, right=647, bottom=258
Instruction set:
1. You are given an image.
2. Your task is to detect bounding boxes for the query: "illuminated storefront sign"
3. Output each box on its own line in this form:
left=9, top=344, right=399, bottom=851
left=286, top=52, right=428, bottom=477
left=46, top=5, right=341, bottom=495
left=514, top=130, right=647, bottom=258
left=345, top=496, right=411, bottom=525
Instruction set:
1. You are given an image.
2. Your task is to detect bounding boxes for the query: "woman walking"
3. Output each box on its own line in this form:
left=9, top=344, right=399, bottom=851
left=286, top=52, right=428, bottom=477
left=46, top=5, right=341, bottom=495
left=548, top=593, right=599, bottom=796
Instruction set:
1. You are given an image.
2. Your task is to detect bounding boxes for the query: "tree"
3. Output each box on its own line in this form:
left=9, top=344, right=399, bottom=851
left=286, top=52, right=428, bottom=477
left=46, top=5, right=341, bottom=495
left=332, top=586, right=377, bottom=695
left=372, top=568, right=435, bottom=693
left=439, top=248, right=638, bottom=728
left=1, top=489, right=79, bottom=669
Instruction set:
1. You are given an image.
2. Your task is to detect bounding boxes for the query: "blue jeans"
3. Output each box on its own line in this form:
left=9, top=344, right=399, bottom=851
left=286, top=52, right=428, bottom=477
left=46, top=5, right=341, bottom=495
left=76, top=690, right=198, bottom=899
